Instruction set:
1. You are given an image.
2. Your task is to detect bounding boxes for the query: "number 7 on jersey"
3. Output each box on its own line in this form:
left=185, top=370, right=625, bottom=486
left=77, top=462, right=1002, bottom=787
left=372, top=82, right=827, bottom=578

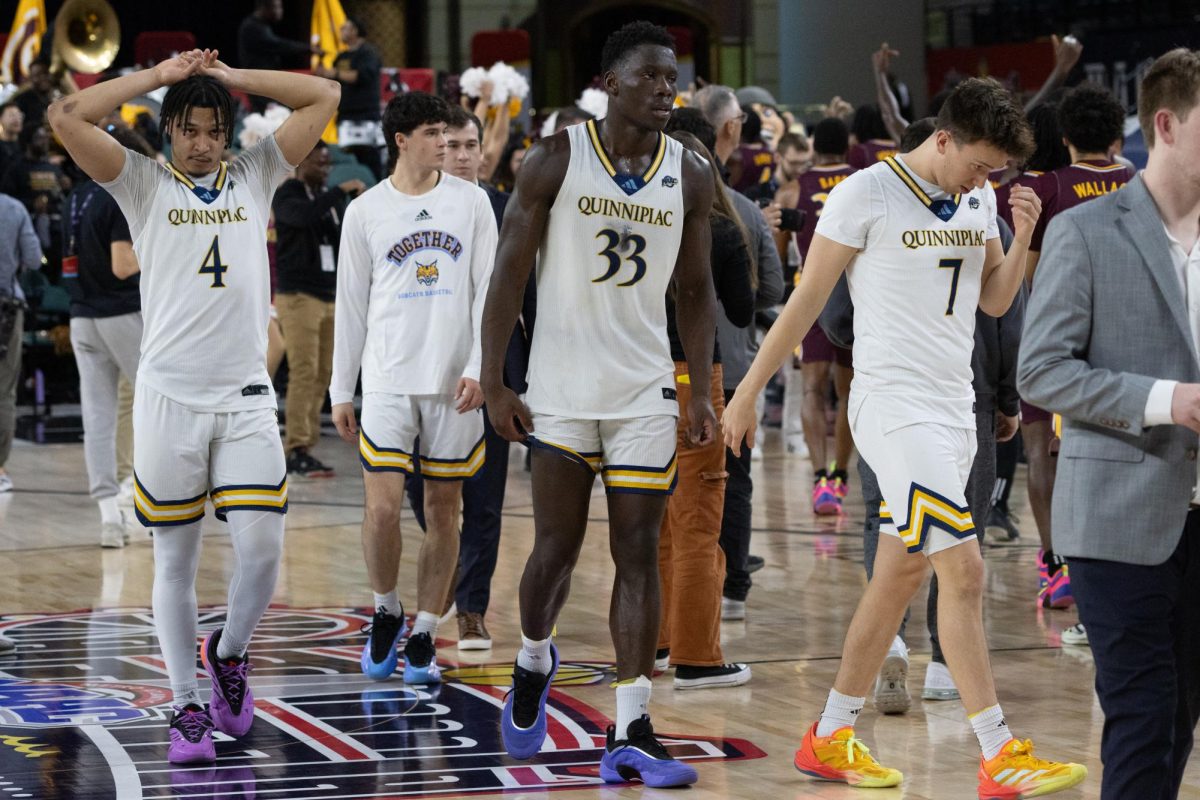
left=200, top=235, right=228, bottom=288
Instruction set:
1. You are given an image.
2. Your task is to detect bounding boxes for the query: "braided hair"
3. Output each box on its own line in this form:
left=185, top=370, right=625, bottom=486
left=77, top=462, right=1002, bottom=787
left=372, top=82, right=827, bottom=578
left=159, top=75, right=236, bottom=148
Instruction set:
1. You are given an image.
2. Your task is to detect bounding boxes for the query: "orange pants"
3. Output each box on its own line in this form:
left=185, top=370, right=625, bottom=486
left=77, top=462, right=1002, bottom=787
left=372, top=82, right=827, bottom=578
left=657, top=362, right=727, bottom=666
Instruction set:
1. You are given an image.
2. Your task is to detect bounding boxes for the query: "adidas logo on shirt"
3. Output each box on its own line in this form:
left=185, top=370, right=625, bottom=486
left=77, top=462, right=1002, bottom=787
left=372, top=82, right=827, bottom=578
left=414, top=209, right=432, bottom=221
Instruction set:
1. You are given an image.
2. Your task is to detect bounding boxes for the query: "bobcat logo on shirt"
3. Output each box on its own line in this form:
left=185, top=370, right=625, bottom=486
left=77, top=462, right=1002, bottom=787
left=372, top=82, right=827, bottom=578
left=661, top=175, right=678, bottom=188
left=969, top=197, right=980, bottom=209
left=415, top=259, right=439, bottom=286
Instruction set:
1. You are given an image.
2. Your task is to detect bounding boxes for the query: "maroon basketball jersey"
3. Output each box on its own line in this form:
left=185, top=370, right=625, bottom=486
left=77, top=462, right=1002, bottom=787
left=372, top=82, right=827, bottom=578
left=848, top=139, right=898, bottom=169
left=730, top=143, right=778, bottom=193
left=1030, top=159, right=1134, bottom=250
left=794, top=163, right=857, bottom=259
left=995, top=170, right=1044, bottom=231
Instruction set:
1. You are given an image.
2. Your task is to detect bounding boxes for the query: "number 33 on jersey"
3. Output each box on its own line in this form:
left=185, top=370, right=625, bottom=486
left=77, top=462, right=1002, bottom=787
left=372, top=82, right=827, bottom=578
left=525, top=120, right=686, bottom=419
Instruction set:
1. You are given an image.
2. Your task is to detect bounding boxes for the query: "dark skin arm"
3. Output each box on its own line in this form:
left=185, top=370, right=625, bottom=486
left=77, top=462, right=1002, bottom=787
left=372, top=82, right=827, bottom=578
left=673, top=148, right=718, bottom=446
left=480, top=132, right=569, bottom=442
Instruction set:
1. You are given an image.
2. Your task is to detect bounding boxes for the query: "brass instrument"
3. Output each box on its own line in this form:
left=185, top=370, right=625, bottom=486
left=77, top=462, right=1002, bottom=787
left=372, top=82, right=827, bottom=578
left=51, top=0, right=120, bottom=75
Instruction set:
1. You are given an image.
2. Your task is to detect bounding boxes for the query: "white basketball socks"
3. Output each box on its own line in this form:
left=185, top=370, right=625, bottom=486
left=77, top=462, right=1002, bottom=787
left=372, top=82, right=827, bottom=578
left=816, top=688, right=865, bottom=737
left=410, top=611, right=439, bottom=639
left=517, top=634, right=552, bottom=674
left=970, top=704, right=1014, bottom=760
left=614, top=675, right=652, bottom=740
left=373, top=591, right=402, bottom=617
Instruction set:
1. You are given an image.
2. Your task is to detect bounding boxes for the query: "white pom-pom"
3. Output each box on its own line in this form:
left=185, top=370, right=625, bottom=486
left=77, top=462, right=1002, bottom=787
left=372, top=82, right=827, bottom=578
left=540, top=111, right=559, bottom=139
left=577, top=88, right=608, bottom=120
left=237, top=103, right=290, bottom=150
left=459, top=66, right=488, bottom=98
left=488, top=61, right=528, bottom=104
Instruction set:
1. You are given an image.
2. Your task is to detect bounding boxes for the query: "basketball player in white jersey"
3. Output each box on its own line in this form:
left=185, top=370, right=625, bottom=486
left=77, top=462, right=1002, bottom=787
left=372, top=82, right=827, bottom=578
left=49, top=49, right=338, bottom=764
left=331, top=91, right=496, bottom=685
left=479, top=21, right=716, bottom=788
left=724, top=79, right=1087, bottom=794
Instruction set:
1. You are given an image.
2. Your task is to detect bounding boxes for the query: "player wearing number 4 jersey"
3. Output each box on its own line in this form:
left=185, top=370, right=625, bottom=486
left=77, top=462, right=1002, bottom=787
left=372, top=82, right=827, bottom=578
left=479, top=21, right=717, bottom=789
left=724, top=79, right=1087, bottom=796
left=49, top=49, right=339, bottom=765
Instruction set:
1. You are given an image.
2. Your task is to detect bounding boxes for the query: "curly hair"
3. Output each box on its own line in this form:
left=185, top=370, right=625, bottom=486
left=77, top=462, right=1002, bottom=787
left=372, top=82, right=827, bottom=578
left=599, top=21, right=675, bottom=74
left=935, top=77, right=1034, bottom=162
left=160, top=75, right=235, bottom=148
left=812, top=117, right=850, bottom=157
left=1058, top=84, right=1125, bottom=154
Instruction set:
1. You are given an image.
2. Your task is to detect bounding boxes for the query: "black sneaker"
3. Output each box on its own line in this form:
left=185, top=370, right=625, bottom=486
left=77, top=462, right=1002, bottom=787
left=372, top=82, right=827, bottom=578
left=287, top=448, right=334, bottom=478
left=653, top=648, right=670, bottom=675
left=746, top=555, right=766, bottom=573
left=985, top=506, right=1020, bottom=544
left=673, top=662, right=751, bottom=690
left=509, top=662, right=553, bottom=729
left=360, top=606, right=407, bottom=680
left=402, top=631, right=441, bottom=684
left=599, top=715, right=698, bottom=787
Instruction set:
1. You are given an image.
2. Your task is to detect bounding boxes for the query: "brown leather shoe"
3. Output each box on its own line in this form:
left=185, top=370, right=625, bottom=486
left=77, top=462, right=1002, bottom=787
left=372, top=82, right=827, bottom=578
left=456, top=611, right=492, bottom=651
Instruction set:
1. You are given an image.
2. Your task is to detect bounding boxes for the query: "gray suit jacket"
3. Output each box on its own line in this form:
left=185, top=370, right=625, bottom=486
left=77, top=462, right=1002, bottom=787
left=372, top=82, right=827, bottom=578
left=1018, top=175, right=1200, bottom=565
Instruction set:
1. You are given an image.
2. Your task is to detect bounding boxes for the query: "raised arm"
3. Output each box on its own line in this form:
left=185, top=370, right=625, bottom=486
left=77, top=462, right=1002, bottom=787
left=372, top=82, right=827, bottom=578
left=674, top=150, right=718, bottom=447
left=1024, top=34, right=1082, bottom=114
left=872, top=43, right=909, bottom=142
left=49, top=52, right=205, bottom=183
left=197, top=53, right=339, bottom=166
left=480, top=134, right=568, bottom=441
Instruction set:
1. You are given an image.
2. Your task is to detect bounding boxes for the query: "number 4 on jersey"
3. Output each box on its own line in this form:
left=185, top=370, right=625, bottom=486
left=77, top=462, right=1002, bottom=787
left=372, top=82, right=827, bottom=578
left=200, top=235, right=228, bottom=288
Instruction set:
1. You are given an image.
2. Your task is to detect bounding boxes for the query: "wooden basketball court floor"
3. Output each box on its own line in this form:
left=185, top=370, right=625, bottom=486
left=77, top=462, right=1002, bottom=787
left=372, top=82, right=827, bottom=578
left=1, top=429, right=1197, bottom=799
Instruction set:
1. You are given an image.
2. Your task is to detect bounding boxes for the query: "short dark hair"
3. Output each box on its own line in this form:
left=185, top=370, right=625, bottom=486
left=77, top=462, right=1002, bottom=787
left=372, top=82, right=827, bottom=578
left=739, top=104, right=762, bottom=143
left=382, top=91, right=452, bottom=162
left=935, top=77, right=1034, bottom=161
left=599, top=21, right=675, bottom=74
left=445, top=105, right=482, bottom=143
left=812, top=117, right=850, bottom=157
left=160, top=75, right=235, bottom=148
left=346, top=15, right=367, bottom=39
left=664, top=107, right=716, bottom=157
left=1138, top=48, right=1200, bottom=148
left=1024, top=102, right=1071, bottom=172
left=899, top=117, right=936, bottom=153
left=1058, top=84, right=1124, bottom=154
left=777, top=131, right=808, bottom=154
left=850, top=104, right=889, bottom=143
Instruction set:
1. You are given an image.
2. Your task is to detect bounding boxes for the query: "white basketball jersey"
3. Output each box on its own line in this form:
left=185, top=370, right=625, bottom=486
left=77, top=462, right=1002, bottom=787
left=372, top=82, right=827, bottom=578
left=526, top=120, right=685, bottom=419
left=815, top=154, right=1000, bottom=430
left=102, top=137, right=290, bottom=412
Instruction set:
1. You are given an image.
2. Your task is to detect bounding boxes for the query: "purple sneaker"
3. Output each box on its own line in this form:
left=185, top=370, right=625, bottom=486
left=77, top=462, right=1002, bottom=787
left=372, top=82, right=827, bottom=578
left=168, top=704, right=216, bottom=764
left=599, top=715, right=698, bottom=787
left=202, top=629, right=255, bottom=737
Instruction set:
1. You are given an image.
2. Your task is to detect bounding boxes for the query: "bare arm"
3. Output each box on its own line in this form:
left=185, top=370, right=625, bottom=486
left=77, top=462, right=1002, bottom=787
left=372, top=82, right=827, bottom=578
left=480, top=134, right=568, bottom=440
left=980, top=184, right=1040, bottom=316
left=49, top=53, right=204, bottom=183
left=1024, top=34, right=1082, bottom=114
left=872, top=43, right=909, bottom=142
left=674, top=150, right=718, bottom=446
left=480, top=109, right=511, bottom=184
left=111, top=240, right=139, bottom=279
left=198, top=54, right=339, bottom=166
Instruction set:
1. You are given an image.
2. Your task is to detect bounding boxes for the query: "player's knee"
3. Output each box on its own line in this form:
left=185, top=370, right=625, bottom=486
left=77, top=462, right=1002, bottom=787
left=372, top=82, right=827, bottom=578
left=363, top=497, right=402, bottom=533
left=935, top=546, right=985, bottom=597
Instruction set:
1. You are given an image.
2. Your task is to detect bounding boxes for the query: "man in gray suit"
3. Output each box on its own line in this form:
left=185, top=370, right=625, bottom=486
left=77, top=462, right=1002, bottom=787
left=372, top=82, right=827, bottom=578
left=1019, top=48, right=1200, bottom=800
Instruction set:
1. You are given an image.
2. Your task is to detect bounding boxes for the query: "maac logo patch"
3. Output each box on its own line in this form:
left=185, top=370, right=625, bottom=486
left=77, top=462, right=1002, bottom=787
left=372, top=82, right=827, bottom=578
left=415, top=259, right=439, bottom=286
left=0, top=607, right=765, bottom=799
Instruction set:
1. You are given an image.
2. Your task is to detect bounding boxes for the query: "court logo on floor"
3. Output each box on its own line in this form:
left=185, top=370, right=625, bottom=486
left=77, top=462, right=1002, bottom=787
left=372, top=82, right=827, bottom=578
left=0, top=606, right=764, bottom=798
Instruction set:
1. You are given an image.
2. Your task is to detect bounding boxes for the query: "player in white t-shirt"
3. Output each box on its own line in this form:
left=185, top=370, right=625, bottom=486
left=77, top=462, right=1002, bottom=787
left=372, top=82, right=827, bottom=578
left=331, top=92, right=497, bottom=687
left=49, top=50, right=338, bottom=764
left=478, top=22, right=716, bottom=788
left=724, top=80, right=1087, bottom=794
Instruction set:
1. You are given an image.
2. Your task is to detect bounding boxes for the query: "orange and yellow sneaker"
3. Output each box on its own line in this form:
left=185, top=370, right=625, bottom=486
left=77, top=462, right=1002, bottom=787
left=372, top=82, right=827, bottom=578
left=978, top=738, right=1087, bottom=798
left=793, top=722, right=902, bottom=787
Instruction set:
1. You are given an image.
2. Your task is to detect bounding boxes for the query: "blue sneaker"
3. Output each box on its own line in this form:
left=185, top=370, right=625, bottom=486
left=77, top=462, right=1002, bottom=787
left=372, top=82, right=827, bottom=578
left=402, top=632, right=442, bottom=684
left=501, top=643, right=558, bottom=759
left=361, top=606, right=407, bottom=681
left=599, top=715, right=698, bottom=787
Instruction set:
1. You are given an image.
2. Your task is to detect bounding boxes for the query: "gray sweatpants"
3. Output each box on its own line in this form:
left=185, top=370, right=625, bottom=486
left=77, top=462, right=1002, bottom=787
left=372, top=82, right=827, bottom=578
left=861, top=406, right=997, bottom=661
left=70, top=313, right=142, bottom=499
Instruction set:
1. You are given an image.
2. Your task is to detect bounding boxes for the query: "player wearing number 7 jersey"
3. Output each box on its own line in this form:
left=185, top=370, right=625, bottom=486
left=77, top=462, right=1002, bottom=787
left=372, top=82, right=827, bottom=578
left=724, top=79, right=1087, bottom=796
left=49, top=49, right=338, bottom=764
left=479, top=21, right=716, bottom=788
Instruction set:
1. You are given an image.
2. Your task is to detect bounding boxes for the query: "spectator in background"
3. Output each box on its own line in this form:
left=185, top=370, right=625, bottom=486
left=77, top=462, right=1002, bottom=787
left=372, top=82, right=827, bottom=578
left=692, top=84, right=743, bottom=169
left=238, top=0, right=321, bottom=112
left=273, top=141, right=364, bottom=478
left=491, top=132, right=528, bottom=193
left=847, top=103, right=897, bottom=167
left=0, top=192, right=45, bottom=495
left=0, top=104, right=23, bottom=176
left=63, top=126, right=149, bottom=548
left=727, top=105, right=777, bottom=195
left=317, top=16, right=383, bottom=180
left=2, top=122, right=67, bottom=273
left=12, top=59, right=56, bottom=127
left=736, top=86, right=786, bottom=149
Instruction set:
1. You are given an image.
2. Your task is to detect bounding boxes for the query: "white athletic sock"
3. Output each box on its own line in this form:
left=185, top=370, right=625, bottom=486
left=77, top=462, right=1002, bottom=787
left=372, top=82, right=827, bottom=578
left=410, top=611, right=439, bottom=639
left=373, top=591, right=402, bottom=617
left=98, top=496, right=122, bottom=525
left=219, top=510, right=285, bottom=660
left=970, top=704, right=1014, bottom=760
left=816, top=688, right=865, bottom=737
left=151, top=521, right=203, bottom=706
left=614, top=675, right=652, bottom=741
left=517, top=633, right=552, bottom=674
